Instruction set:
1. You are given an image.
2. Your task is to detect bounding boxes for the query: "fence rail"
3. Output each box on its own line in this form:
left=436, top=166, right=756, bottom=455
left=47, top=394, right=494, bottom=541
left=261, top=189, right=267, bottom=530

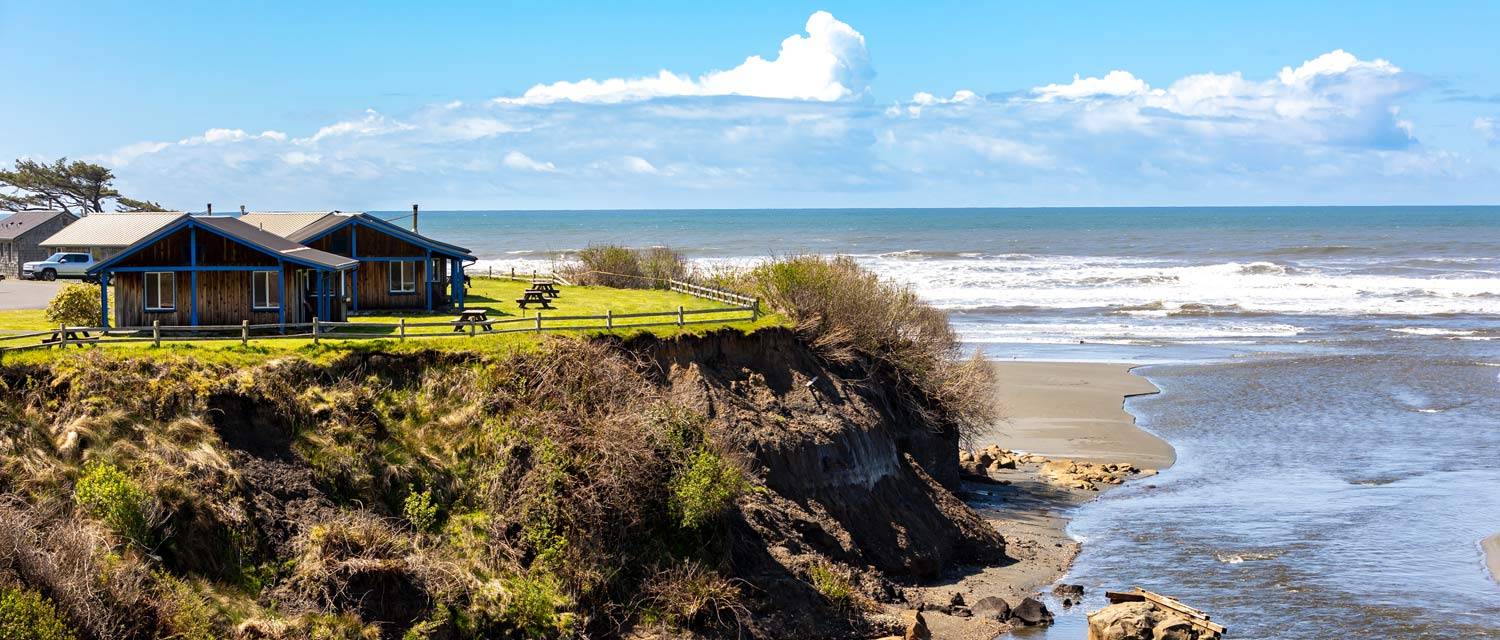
left=0, top=303, right=759, bottom=354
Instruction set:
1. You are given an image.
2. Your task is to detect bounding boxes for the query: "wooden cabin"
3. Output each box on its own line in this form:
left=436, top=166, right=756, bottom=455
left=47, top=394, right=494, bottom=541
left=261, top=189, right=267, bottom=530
left=88, top=216, right=356, bottom=328
left=238, top=211, right=474, bottom=312
left=0, top=210, right=77, bottom=278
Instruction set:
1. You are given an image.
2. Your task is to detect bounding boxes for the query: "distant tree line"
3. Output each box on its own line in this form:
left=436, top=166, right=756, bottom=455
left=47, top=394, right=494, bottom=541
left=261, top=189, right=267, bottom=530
left=0, top=157, right=165, bottom=214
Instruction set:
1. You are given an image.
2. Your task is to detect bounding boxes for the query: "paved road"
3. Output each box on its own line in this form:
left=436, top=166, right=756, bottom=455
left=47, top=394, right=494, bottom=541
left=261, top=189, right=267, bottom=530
left=0, top=279, right=65, bottom=310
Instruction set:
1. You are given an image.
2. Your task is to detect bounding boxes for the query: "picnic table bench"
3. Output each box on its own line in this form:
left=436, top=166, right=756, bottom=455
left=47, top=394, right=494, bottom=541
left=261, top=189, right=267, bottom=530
left=516, top=290, right=553, bottom=309
left=529, top=280, right=561, bottom=298
left=42, top=329, right=96, bottom=346
left=452, top=308, right=493, bottom=332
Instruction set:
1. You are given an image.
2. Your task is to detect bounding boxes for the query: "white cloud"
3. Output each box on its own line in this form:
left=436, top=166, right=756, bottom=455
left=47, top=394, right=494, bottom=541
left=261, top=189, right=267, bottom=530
left=502, top=151, right=557, bottom=172
left=295, top=109, right=412, bottom=144
left=496, top=11, right=870, bottom=105
left=1477, top=117, right=1497, bottom=143
left=280, top=151, right=321, bottom=166
left=1032, top=70, right=1151, bottom=101
left=621, top=156, right=659, bottom=174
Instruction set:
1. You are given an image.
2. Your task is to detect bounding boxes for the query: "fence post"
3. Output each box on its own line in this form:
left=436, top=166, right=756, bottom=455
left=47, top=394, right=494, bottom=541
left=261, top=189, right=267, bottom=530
left=153, top=320, right=160, bottom=347
left=606, top=309, right=613, bottom=330
left=241, top=320, right=249, bottom=346
left=677, top=305, right=684, bottom=327
left=58, top=322, right=67, bottom=349
left=469, top=318, right=476, bottom=338
left=510, top=267, right=515, bottom=280
left=399, top=317, right=406, bottom=341
left=488, top=266, right=493, bottom=278
left=535, top=312, right=542, bottom=333
left=752, top=300, right=760, bottom=322
left=312, top=317, right=320, bottom=345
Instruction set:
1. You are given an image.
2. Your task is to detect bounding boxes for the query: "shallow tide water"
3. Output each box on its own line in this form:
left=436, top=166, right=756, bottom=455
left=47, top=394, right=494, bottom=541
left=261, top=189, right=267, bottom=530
left=392, top=206, right=1500, bottom=638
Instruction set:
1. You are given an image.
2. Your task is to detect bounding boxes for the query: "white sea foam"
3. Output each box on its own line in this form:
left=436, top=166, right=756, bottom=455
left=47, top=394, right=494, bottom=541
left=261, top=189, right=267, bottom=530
left=846, top=254, right=1500, bottom=317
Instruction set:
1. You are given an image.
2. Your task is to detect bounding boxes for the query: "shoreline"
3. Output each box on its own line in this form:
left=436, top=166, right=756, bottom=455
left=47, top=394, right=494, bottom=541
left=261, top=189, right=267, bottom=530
left=908, top=361, right=1172, bottom=639
left=1485, top=533, right=1500, bottom=584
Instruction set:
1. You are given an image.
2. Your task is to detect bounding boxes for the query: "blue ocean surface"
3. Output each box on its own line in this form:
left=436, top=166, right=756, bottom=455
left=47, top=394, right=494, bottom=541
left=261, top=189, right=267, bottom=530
left=391, top=206, right=1500, bottom=638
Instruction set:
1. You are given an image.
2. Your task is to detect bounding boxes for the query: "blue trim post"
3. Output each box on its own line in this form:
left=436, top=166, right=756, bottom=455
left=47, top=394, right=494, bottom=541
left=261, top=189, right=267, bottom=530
left=189, top=226, right=199, bottom=326
left=98, top=273, right=110, bottom=327
left=277, top=260, right=286, bottom=330
left=316, top=270, right=326, bottom=321
left=424, top=250, right=433, bottom=311
left=350, top=226, right=359, bottom=311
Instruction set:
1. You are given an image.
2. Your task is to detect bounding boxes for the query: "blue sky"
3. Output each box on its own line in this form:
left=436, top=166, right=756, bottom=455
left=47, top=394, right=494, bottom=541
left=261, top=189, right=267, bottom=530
left=2, top=1, right=1498, bottom=209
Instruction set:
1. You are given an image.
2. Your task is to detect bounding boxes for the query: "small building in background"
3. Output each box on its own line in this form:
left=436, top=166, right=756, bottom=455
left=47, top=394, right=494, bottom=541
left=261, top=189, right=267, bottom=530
left=238, top=211, right=474, bottom=312
left=0, top=210, right=77, bottom=278
left=87, top=215, right=356, bottom=328
left=38, top=211, right=188, bottom=262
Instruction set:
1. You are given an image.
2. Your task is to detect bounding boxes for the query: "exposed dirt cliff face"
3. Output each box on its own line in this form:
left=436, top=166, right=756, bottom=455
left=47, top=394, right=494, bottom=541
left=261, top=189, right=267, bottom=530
left=630, top=328, right=1005, bottom=637
left=0, top=329, right=1003, bottom=639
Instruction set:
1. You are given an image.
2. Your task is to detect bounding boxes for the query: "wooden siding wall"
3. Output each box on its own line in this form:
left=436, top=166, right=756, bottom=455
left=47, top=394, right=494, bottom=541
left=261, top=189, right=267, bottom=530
left=0, top=214, right=75, bottom=278
left=113, top=228, right=279, bottom=269
left=304, top=222, right=453, bottom=310
left=112, top=264, right=299, bottom=327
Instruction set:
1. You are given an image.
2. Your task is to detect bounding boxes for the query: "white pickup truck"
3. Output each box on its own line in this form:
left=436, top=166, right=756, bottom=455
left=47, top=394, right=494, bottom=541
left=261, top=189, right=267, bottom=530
left=22, top=252, right=98, bottom=282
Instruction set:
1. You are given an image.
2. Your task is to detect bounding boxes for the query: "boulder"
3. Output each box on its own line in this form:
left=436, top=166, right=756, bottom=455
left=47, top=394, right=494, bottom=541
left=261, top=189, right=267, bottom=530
left=903, top=610, right=930, bottom=640
left=1086, top=601, right=1155, bottom=640
left=1011, top=596, right=1053, bottom=626
left=1052, top=583, right=1084, bottom=598
left=948, top=591, right=966, bottom=607
left=1153, top=616, right=1197, bottom=640
left=970, top=596, right=1010, bottom=622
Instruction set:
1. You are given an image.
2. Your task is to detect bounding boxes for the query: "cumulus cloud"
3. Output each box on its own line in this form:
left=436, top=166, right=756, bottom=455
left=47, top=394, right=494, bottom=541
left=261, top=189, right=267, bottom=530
left=87, top=14, right=1492, bottom=208
left=496, top=11, right=871, bottom=105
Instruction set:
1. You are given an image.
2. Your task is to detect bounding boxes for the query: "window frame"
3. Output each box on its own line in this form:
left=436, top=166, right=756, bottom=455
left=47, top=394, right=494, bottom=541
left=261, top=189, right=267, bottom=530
left=251, top=270, right=280, bottom=310
left=144, top=272, right=176, bottom=312
left=388, top=261, right=418, bottom=294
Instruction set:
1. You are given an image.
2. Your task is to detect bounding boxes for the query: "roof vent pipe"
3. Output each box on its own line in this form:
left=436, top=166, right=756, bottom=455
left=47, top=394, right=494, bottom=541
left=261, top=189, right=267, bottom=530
left=240, top=204, right=247, bottom=215
left=412, top=204, right=419, bottom=234
left=206, top=203, right=213, bottom=215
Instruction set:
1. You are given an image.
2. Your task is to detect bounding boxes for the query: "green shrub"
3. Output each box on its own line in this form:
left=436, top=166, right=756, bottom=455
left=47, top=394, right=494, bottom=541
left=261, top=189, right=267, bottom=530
left=0, top=587, right=75, bottom=640
left=45, top=283, right=102, bottom=328
left=502, top=571, right=574, bottom=638
left=566, top=244, right=685, bottom=289
left=669, top=449, right=746, bottom=530
left=403, top=487, right=438, bottom=533
left=73, top=460, right=151, bottom=545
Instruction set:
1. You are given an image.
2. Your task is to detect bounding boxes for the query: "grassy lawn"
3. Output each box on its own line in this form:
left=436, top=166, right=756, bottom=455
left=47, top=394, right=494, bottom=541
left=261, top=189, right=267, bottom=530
left=0, top=277, right=785, bottom=363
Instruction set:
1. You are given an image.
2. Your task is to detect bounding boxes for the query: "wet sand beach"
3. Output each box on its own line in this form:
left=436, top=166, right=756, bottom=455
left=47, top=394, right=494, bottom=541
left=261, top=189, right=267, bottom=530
left=1486, top=533, right=1500, bottom=584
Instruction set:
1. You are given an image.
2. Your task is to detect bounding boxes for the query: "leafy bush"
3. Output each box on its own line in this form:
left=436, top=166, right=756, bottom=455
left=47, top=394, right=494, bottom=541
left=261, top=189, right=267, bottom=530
left=564, top=244, right=685, bottom=289
left=740, top=255, right=997, bottom=437
left=0, top=587, right=76, bottom=640
left=45, top=283, right=102, bottom=327
left=501, top=571, right=574, bottom=638
left=73, top=460, right=151, bottom=545
left=403, top=488, right=438, bottom=533
left=669, top=449, right=746, bottom=530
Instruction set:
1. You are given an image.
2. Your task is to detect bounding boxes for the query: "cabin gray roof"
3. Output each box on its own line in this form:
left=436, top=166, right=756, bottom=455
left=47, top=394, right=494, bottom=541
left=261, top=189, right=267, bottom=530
left=238, top=210, right=473, bottom=258
left=39, top=212, right=187, bottom=247
left=0, top=210, right=75, bottom=241
left=194, top=217, right=358, bottom=270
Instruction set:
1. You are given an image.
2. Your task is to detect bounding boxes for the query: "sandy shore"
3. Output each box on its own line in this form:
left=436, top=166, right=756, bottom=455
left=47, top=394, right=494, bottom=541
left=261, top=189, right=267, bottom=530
left=1485, top=533, right=1500, bottom=584
left=907, top=361, right=1172, bottom=639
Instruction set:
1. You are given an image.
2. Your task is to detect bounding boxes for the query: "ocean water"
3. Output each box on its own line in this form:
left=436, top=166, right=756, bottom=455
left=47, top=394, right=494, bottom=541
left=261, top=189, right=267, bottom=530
left=393, top=207, right=1500, bottom=638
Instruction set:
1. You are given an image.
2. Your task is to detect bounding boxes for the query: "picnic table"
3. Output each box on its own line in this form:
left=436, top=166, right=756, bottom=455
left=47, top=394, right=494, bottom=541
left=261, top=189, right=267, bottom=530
left=42, top=328, right=96, bottom=346
left=529, top=280, right=561, bottom=298
left=516, top=290, right=553, bottom=309
left=452, top=308, right=493, bottom=332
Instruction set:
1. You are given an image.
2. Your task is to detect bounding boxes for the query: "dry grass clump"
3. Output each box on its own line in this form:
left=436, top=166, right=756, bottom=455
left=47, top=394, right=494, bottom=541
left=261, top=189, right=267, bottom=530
left=563, top=244, right=687, bottom=289
left=635, top=561, right=747, bottom=630
left=736, top=255, right=996, bottom=437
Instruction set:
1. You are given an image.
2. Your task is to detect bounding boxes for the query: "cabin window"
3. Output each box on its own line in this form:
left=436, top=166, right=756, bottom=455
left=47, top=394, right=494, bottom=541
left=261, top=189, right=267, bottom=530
left=252, top=271, right=280, bottom=309
left=389, top=261, right=417, bottom=293
left=144, top=272, right=176, bottom=311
